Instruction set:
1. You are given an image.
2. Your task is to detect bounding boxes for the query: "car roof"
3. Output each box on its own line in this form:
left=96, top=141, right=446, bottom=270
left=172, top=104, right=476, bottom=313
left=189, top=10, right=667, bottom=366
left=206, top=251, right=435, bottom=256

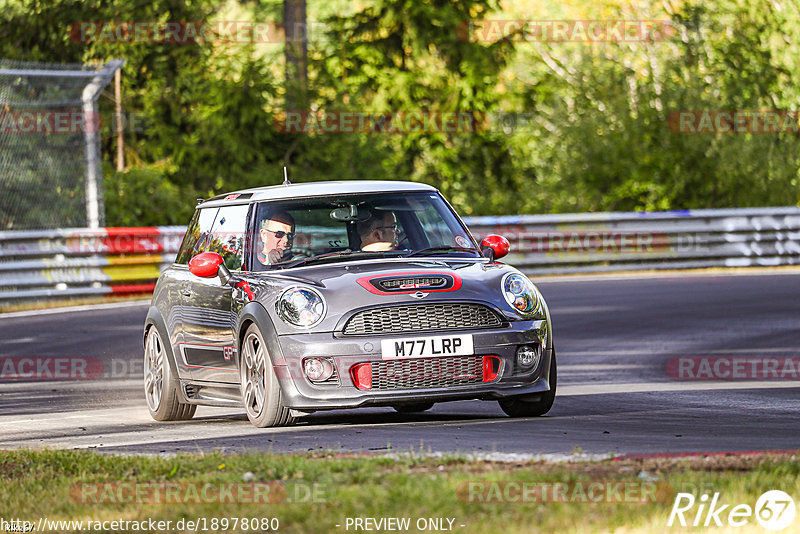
left=199, top=180, right=438, bottom=208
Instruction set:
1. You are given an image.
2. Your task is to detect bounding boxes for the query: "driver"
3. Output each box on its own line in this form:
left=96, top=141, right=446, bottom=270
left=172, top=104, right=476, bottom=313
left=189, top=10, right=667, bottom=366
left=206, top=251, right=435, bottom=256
left=257, top=210, right=295, bottom=265
left=358, top=211, right=399, bottom=251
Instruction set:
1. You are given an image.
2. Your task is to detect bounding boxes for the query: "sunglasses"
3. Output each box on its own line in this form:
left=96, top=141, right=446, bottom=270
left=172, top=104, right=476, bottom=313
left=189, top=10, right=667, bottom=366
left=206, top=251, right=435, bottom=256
left=265, top=229, right=296, bottom=240
left=376, top=224, right=399, bottom=233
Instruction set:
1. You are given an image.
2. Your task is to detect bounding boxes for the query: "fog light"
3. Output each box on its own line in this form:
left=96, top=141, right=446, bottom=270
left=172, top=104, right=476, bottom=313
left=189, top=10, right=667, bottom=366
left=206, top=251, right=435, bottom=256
left=304, top=357, right=334, bottom=382
left=516, top=345, right=540, bottom=369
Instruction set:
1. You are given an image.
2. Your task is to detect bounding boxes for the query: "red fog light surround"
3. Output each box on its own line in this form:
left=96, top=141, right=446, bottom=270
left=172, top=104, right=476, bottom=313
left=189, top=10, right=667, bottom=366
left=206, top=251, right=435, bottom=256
left=482, top=355, right=501, bottom=382
left=350, top=363, right=373, bottom=390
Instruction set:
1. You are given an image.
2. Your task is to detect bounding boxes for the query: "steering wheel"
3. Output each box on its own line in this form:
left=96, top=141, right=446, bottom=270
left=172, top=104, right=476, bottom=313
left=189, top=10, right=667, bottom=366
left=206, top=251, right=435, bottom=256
left=288, top=247, right=314, bottom=258
left=395, top=232, right=410, bottom=250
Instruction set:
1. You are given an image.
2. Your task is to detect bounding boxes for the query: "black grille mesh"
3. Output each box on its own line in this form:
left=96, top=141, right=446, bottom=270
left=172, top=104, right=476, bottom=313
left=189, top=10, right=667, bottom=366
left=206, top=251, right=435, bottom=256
left=371, top=356, right=484, bottom=390
left=377, top=277, right=447, bottom=291
left=343, top=303, right=503, bottom=335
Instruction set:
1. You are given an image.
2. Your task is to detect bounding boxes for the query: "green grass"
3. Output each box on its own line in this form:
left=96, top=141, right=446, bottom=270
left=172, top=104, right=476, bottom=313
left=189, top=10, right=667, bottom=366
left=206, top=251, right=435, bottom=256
left=1, top=450, right=798, bottom=533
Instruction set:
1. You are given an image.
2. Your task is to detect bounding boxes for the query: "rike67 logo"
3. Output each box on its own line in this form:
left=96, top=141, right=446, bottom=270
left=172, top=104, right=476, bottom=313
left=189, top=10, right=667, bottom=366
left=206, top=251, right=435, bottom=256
left=668, top=490, right=796, bottom=530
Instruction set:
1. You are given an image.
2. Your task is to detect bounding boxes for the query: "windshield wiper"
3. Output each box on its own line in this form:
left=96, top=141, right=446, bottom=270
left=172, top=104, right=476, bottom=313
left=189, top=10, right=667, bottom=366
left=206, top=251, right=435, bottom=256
left=404, top=246, right=480, bottom=258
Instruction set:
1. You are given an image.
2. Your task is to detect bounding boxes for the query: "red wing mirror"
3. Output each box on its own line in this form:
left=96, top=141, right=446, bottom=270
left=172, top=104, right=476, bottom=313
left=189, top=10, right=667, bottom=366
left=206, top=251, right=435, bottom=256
left=480, top=234, right=510, bottom=261
left=189, top=252, right=224, bottom=278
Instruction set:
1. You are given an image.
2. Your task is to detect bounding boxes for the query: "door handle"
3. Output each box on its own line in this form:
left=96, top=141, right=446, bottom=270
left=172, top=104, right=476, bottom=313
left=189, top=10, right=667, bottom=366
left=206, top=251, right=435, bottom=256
left=180, top=289, right=193, bottom=298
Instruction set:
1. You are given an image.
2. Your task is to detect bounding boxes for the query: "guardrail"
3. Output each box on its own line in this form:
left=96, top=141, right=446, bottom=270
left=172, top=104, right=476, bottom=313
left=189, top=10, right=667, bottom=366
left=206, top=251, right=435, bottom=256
left=0, top=207, right=798, bottom=303
left=466, top=206, right=800, bottom=275
left=0, top=227, right=184, bottom=302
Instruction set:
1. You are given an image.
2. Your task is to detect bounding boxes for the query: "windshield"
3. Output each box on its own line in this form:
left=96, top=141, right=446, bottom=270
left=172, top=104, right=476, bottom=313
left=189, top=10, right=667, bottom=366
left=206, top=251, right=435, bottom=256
left=248, top=191, right=480, bottom=270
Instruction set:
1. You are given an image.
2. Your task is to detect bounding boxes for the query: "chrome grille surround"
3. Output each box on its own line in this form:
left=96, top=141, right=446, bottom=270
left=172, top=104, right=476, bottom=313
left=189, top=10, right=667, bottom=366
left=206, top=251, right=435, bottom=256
left=342, top=303, right=503, bottom=335
left=371, top=356, right=484, bottom=390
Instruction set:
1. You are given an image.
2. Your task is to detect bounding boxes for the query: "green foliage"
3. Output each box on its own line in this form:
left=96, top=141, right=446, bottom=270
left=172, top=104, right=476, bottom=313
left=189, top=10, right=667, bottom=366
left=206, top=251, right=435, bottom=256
left=2, top=449, right=800, bottom=534
left=104, top=164, right=193, bottom=226
left=1, top=0, right=799, bottom=227
left=506, top=0, right=800, bottom=213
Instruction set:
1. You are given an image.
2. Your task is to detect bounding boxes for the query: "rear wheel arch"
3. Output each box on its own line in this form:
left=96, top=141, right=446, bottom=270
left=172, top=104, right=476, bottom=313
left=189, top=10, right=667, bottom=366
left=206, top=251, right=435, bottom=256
left=143, top=314, right=196, bottom=422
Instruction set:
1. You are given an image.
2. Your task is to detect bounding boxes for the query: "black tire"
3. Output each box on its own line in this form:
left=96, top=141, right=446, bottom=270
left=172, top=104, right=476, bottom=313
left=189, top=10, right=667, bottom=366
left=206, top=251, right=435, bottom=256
left=498, top=349, right=557, bottom=417
left=392, top=402, right=435, bottom=413
left=240, top=324, right=295, bottom=428
left=144, top=325, right=196, bottom=421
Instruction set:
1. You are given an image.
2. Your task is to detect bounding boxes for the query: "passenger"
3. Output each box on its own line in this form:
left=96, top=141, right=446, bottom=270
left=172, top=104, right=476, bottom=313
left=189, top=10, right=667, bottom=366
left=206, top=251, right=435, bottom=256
left=357, top=211, right=399, bottom=251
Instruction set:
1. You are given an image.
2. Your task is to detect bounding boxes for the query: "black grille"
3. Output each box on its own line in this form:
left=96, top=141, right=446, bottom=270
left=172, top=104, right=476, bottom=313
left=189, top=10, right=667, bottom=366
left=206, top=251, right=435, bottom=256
left=375, top=276, right=449, bottom=292
left=371, top=356, right=484, bottom=390
left=342, top=303, right=503, bottom=335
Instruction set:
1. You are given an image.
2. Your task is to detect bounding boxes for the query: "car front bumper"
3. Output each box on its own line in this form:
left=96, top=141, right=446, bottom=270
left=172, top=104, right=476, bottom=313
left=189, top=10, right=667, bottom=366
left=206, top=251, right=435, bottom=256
left=272, top=320, right=552, bottom=410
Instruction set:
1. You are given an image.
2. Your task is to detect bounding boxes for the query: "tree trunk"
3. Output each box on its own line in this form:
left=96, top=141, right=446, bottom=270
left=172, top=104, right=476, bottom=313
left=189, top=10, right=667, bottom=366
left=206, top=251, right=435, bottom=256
left=283, top=0, right=307, bottom=111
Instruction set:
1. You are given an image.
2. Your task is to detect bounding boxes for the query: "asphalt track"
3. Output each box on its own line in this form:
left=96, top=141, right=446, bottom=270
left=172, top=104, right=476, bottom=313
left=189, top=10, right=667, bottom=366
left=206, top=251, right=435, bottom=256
left=1, top=271, right=798, bottom=457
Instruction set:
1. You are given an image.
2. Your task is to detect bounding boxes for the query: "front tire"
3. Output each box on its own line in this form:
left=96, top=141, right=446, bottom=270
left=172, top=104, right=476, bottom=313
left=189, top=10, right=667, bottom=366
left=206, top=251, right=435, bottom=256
left=240, top=324, right=294, bottom=428
left=144, top=326, right=196, bottom=421
left=498, top=349, right=557, bottom=418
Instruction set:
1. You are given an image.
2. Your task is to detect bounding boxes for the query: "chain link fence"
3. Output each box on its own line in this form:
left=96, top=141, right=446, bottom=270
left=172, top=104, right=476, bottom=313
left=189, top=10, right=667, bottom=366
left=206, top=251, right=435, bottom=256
left=0, top=59, right=123, bottom=230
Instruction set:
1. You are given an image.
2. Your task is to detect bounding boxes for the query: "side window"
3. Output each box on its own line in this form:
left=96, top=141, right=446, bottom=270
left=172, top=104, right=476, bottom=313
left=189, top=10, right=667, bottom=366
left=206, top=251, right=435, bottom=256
left=206, top=204, right=249, bottom=271
left=175, top=208, right=219, bottom=264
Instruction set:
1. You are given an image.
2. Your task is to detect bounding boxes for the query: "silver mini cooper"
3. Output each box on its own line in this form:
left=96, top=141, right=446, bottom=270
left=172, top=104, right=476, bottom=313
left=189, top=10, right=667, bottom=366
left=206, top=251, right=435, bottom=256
left=143, top=181, right=555, bottom=427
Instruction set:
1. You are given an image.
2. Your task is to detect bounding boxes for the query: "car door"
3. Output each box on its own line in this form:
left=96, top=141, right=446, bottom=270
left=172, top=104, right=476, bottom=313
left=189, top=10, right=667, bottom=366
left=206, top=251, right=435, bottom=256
left=166, top=207, right=218, bottom=380
left=181, top=203, right=250, bottom=384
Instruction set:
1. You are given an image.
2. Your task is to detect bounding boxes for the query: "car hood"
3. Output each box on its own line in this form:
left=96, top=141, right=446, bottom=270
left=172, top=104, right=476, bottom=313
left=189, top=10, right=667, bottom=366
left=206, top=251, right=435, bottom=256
left=240, top=258, right=529, bottom=334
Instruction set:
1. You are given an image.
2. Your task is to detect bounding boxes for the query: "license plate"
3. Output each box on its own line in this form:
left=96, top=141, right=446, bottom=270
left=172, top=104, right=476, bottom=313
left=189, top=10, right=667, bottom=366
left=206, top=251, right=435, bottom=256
left=381, top=334, right=474, bottom=360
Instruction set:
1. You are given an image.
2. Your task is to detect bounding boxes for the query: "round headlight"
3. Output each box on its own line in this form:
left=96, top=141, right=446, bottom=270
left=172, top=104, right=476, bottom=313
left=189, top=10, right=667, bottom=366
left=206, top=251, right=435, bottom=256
left=502, top=273, right=541, bottom=316
left=276, top=287, right=326, bottom=327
